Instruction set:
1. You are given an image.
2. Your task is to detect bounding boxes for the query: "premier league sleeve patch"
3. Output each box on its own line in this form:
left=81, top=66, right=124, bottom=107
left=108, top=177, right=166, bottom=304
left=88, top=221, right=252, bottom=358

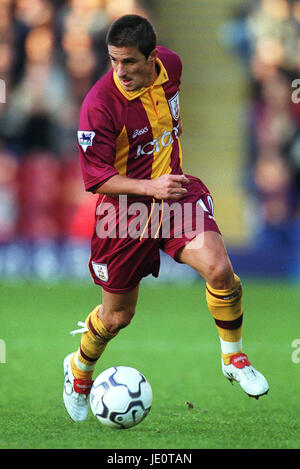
left=77, top=130, right=96, bottom=152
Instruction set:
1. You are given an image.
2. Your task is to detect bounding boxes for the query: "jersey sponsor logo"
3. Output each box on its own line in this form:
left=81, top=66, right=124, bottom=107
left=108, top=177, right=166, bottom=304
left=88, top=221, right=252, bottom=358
left=135, top=124, right=180, bottom=159
left=168, top=92, right=180, bottom=121
left=77, top=130, right=95, bottom=152
left=132, top=126, right=149, bottom=139
left=91, top=262, right=109, bottom=282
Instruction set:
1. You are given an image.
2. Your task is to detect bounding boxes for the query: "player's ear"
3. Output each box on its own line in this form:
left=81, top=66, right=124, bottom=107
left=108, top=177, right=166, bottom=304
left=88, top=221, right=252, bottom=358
left=148, top=48, right=158, bottom=63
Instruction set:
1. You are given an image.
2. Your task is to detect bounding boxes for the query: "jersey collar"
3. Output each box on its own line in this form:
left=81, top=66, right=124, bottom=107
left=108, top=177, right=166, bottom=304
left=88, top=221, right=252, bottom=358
left=113, top=58, right=169, bottom=101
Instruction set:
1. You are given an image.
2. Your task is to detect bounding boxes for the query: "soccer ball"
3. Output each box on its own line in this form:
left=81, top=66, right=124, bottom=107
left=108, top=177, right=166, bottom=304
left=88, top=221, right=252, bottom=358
left=90, top=366, right=152, bottom=429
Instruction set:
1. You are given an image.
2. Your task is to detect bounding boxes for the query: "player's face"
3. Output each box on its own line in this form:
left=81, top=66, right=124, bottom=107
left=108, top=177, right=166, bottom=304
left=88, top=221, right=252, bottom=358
left=108, top=45, right=158, bottom=92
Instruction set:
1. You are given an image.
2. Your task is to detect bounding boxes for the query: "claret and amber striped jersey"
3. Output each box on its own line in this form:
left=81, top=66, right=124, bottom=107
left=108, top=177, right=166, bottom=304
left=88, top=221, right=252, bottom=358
left=78, top=46, right=184, bottom=192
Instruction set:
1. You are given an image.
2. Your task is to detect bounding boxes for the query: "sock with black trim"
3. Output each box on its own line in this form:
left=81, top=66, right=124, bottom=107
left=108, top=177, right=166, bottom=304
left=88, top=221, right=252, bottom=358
left=206, top=274, right=243, bottom=365
left=70, top=305, right=117, bottom=381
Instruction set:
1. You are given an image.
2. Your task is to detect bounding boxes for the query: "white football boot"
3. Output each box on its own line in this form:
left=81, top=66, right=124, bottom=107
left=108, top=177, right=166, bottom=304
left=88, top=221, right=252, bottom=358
left=222, top=353, right=269, bottom=399
left=63, top=353, right=93, bottom=422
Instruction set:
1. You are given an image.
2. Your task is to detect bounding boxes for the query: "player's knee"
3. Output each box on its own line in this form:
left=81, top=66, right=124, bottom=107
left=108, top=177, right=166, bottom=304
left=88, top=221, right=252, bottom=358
left=104, top=307, right=135, bottom=333
left=115, top=308, right=135, bottom=330
left=206, top=258, right=234, bottom=290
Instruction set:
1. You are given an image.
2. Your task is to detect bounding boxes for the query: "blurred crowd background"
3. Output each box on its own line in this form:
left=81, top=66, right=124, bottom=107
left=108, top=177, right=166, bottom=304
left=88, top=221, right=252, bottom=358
left=1, top=0, right=300, bottom=280
left=0, top=0, right=153, bottom=247
left=222, top=0, right=300, bottom=249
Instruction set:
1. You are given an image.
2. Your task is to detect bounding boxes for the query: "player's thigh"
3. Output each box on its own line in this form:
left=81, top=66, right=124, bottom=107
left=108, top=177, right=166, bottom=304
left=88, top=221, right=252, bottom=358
left=102, top=284, right=140, bottom=313
left=177, top=230, right=234, bottom=288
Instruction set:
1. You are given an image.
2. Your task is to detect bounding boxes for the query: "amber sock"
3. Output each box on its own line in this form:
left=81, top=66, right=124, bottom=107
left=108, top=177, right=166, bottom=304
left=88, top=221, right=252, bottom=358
left=70, top=305, right=117, bottom=380
left=206, top=274, right=243, bottom=365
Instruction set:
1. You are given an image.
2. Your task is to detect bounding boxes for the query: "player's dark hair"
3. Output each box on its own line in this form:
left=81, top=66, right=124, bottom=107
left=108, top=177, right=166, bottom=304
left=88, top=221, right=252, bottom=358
left=106, top=15, right=157, bottom=59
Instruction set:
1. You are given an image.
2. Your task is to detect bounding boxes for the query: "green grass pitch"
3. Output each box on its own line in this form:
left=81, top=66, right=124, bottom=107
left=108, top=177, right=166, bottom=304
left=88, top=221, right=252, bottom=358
left=0, top=278, right=299, bottom=449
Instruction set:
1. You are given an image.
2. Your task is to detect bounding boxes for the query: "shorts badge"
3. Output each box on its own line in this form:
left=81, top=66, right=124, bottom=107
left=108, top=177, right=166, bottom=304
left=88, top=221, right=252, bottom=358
left=92, top=262, right=109, bottom=282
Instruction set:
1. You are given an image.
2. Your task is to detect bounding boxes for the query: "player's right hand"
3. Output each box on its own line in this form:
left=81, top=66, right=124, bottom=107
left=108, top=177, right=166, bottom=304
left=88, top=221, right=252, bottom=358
left=147, top=174, right=190, bottom=200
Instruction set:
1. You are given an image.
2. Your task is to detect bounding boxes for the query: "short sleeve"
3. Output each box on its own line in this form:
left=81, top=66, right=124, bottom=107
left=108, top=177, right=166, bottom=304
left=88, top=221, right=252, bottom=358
left=78, top=97, right=119, bottom=192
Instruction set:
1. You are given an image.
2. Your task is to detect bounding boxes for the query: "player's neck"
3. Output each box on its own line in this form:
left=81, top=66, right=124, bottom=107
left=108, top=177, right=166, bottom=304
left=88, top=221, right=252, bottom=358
left=148, top=62, right=160, bottom=87
left=154, top=62, right=160, bottom=81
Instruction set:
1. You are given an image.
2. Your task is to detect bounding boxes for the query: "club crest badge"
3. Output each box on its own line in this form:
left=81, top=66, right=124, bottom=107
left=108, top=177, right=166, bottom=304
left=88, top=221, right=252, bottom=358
left=77, top=130, right=95, bottom=152
left=91, top=262, right=109, bottom=282
left=168, top=92, right=180, bottom=121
